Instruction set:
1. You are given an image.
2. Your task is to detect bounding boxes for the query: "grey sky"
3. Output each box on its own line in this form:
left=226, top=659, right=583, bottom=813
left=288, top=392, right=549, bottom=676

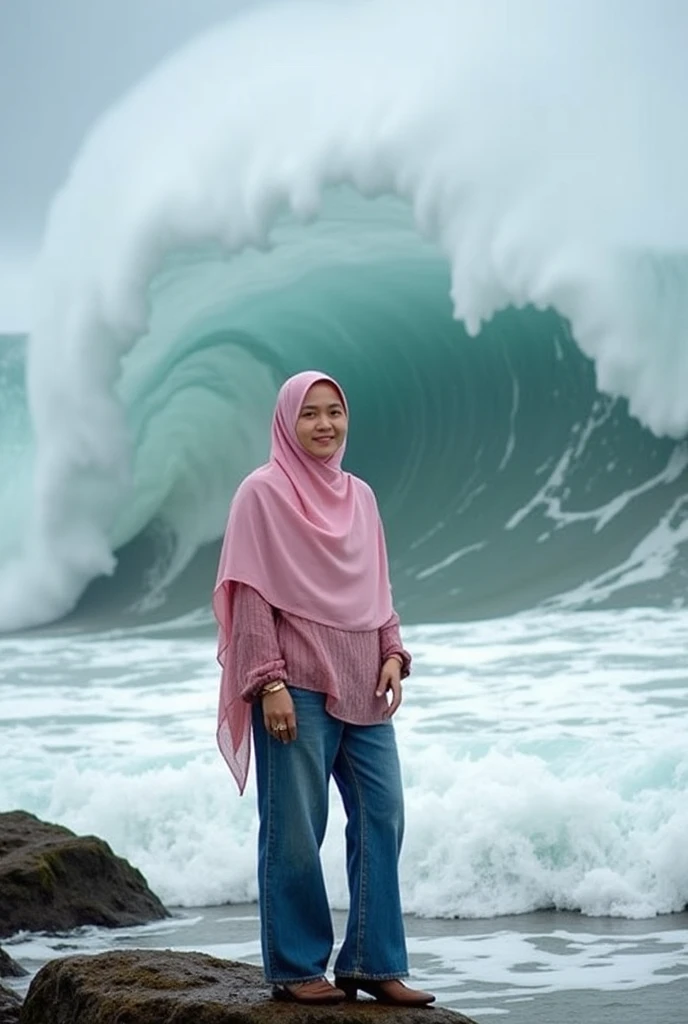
left=0, top=0, right=267, bottom=251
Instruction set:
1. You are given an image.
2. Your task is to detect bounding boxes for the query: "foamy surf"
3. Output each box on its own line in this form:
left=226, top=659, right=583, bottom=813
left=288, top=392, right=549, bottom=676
left=2, top=609, right=686, bottom=920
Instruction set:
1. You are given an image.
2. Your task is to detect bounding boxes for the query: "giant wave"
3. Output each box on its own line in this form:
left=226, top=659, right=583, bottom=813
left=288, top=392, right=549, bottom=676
left=2, top=0, right=688, bottom=631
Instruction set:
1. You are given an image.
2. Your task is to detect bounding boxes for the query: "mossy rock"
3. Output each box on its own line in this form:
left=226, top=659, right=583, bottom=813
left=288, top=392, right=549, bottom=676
left=0, top=950, right=25, bottom=980
left=0, top=811, right=167, bottom=939
left=0, top=981, right=21, bottom=1024
left=20, top=949, right=477, bottom=1023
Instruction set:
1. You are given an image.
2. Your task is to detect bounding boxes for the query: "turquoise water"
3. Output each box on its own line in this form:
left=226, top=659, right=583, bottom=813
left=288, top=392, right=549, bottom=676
left=3, top=261, right=688, bottom=630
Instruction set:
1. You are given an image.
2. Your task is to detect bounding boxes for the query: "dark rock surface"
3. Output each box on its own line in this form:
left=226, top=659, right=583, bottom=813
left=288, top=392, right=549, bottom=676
left=0, top=950, right=25, bottom=979
left=0, top=982, right=21, bottom=1024
left=20, top=949, right=478, bottom=1023
left=0, top=811, right=168, bottom=939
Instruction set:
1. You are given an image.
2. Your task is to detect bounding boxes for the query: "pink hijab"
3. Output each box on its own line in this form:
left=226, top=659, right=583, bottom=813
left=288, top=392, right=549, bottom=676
left=213, top=370, right=393, bottom=790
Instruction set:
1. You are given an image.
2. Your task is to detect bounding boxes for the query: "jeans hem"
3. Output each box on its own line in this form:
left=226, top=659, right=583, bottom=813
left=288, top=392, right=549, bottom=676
left=268, top=972, right=328, bottom=985
left=333, top=970, right=410, bottom=980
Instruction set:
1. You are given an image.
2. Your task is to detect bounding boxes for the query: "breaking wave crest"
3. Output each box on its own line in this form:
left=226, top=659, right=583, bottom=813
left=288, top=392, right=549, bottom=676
left=2, top=0, right=688, bottom=630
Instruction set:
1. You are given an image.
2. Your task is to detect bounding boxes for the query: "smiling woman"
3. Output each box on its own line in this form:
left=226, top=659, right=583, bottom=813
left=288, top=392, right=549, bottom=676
left=295, top=380, right=348, bottom=460
left=211, top=369, right=434, bottom=1006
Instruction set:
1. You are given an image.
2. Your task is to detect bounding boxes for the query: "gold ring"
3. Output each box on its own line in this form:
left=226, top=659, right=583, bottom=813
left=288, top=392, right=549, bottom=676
left=274, top=724, right=287, bottom=732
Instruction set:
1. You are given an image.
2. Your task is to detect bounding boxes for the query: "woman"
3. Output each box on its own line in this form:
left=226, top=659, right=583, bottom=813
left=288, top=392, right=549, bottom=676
left=213, top=370, right=435, bottom=1007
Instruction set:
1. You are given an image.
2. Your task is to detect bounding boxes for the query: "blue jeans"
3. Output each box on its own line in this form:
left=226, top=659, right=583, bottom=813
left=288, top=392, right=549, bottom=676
left=251, top=687, right=409, bottom=983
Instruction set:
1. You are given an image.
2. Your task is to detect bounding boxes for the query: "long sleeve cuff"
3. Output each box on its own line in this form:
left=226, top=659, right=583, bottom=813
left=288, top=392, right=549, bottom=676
left=380, top=612, right=412, bottom=678
left=240, top=658, right=287, bottom=702
left=230, top=583, right=287, bottom=702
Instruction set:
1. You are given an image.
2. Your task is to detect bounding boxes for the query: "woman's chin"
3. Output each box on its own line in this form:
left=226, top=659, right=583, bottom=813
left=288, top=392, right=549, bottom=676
left=308, top=443, right=339, bottom=458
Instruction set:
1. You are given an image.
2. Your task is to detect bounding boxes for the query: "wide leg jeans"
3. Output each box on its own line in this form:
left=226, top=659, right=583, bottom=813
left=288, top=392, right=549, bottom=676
left=251, top=687, right=408, bottom=983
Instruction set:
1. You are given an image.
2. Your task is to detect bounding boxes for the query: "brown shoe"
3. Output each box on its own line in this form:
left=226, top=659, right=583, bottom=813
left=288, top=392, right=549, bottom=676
left=272, top=977, right=346, bottom=1004
left=335, top=976, right=436, bottom=1006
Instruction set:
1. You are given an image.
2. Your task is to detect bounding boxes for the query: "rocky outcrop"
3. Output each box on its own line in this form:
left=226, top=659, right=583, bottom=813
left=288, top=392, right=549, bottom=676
left=0, top=950, right=25, bottom=979
left=1, top=941, right=27, bottom=1023
left=0, top=811, right=167, bottom=939
left=0, top=983, right=21, bottom=1024
left=21, top=950, right=478, bottom=1023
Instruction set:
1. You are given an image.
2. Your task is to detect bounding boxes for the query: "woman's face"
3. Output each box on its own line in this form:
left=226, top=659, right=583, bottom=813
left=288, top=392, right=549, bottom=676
left=295, top=381, right=348, bottom=459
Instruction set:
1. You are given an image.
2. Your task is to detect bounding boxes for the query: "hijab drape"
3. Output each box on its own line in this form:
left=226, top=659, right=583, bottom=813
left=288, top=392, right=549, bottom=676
left=213, top=371, right=393, bottom=790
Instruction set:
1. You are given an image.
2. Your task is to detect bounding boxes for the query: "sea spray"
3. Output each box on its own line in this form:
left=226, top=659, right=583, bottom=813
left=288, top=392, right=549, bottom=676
left=2, top=0, right=688, bottom=629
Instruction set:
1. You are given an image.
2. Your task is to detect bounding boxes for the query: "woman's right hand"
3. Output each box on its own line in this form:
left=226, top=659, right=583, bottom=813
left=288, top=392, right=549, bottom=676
left=262, top=687, right=297, bottom=743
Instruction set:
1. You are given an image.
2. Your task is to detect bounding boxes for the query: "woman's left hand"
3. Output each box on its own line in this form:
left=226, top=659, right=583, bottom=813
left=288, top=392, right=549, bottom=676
left=376, top=657, right=403, bottom=717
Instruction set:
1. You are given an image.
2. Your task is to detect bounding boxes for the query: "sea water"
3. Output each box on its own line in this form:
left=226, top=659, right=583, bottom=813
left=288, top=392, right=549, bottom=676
left=2, top=2, right=688, bottom=1021
left=1, top=609, right=687, bottom=1020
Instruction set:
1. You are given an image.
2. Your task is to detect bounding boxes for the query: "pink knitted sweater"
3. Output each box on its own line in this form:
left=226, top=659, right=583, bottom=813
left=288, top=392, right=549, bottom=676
left=230, top=583, right=411, bottom=723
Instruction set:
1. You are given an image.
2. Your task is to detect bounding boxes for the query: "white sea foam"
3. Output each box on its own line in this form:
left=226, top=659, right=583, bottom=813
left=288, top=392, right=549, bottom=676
left=7, top=915, right=687, bottom=1013
left=3, top=0, right=688, bottom=629
left=2, top=611, right=687, bottom=919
